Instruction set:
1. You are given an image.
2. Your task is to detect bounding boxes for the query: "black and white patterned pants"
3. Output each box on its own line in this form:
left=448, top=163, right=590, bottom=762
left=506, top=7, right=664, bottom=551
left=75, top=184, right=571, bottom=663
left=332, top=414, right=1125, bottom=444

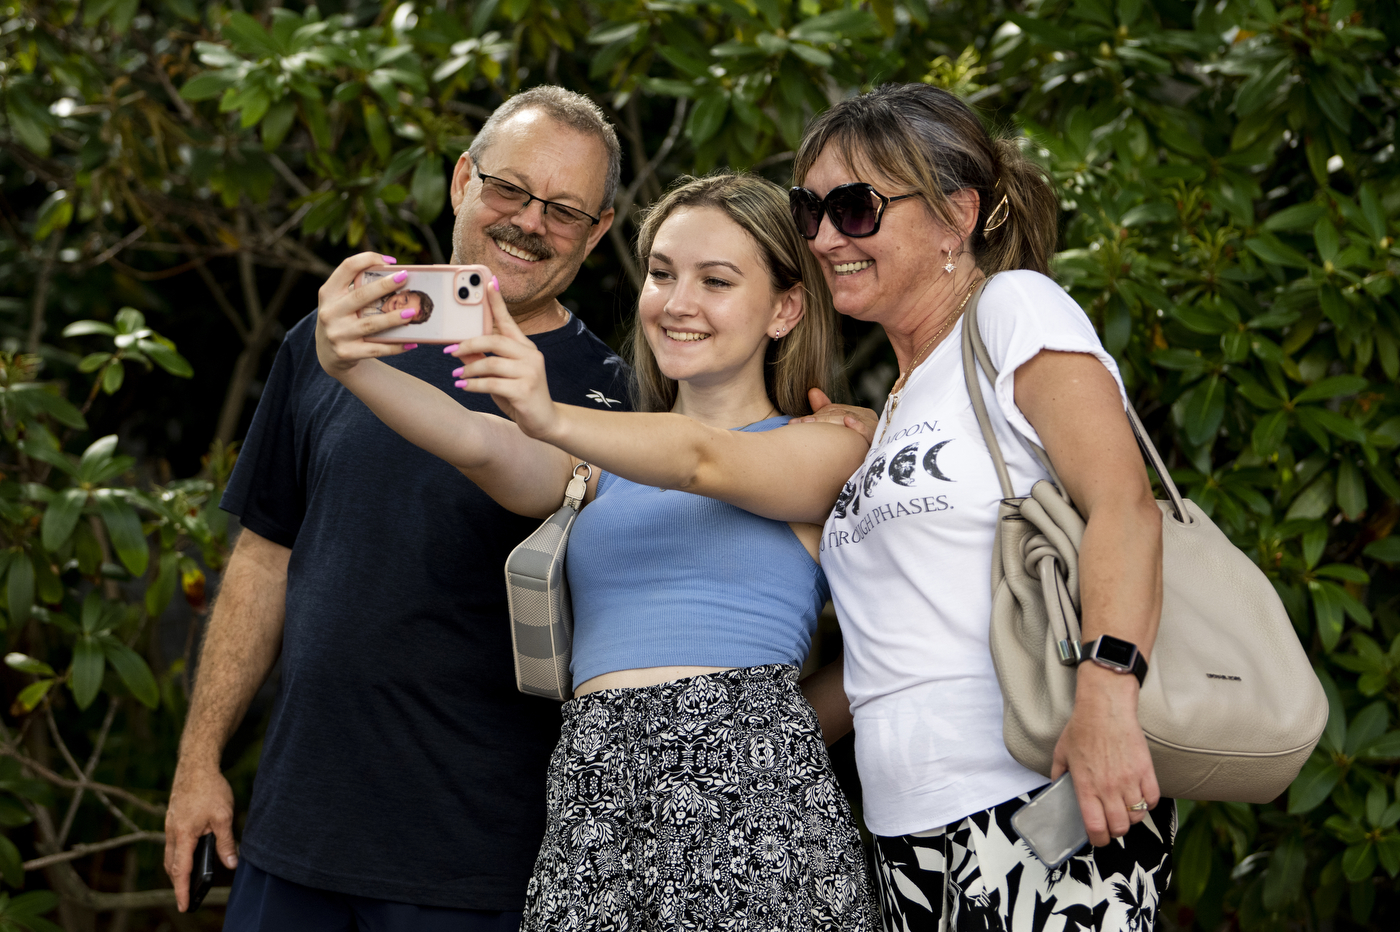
left=873, top=791, right=1175, bottom=932
left=522, top=664, right=878, bottom=932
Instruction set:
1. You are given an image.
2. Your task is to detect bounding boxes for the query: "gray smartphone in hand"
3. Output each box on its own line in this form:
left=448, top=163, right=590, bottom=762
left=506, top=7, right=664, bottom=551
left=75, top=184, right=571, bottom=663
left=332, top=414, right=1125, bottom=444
left=1011, top=773, right=1088, bottom=868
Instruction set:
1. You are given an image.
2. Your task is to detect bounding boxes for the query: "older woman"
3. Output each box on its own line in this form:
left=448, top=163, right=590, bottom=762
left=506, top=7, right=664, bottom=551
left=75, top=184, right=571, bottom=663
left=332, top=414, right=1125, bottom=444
left=791, top=84, right=1174, bottom=929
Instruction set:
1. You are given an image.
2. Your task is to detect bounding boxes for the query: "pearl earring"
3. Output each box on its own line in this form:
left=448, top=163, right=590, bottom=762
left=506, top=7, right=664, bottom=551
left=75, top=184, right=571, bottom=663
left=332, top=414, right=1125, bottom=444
left=943, top=248, right=956, bottom=274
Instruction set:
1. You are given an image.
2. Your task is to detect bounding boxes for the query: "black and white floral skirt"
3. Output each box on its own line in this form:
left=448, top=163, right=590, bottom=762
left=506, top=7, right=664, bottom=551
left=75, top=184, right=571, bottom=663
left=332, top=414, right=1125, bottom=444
left=522, top=664, right=878, bottom=932
left=873, top=791, right=1175, bottom=932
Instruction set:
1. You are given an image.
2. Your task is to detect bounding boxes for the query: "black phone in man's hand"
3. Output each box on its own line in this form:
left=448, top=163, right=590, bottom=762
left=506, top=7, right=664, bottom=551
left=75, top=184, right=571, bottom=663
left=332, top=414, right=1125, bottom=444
left=188, top=833, right=216, bottom=912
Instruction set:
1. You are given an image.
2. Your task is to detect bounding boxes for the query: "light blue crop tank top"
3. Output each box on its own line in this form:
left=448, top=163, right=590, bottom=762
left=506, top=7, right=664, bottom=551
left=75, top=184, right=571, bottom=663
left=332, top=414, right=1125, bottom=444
left=565, top=416, right=830, bottom=687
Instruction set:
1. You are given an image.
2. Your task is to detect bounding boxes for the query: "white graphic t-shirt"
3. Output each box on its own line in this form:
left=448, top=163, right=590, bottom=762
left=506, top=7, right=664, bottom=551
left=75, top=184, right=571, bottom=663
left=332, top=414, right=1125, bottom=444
left=821, top=270, right=1128, bottom=836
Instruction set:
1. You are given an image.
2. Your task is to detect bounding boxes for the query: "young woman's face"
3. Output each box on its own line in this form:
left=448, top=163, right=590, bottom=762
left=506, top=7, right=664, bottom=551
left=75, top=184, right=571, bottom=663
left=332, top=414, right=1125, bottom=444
left=640, top=206, right=796, bottom=390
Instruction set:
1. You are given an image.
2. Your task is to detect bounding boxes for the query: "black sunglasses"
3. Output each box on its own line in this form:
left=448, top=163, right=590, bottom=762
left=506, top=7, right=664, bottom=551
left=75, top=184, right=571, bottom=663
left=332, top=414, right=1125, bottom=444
left=789, top=183, right=916, bottom=239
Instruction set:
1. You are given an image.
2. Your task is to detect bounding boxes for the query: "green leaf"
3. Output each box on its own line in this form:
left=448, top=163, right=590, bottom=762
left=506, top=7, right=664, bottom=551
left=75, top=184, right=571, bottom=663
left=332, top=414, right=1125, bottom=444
left=1289, top=754, right=1345, bottom=813
left=69, top=636, right=103, bottom=710
left=1245, top=233, right=1311, bottom=268
left=93, top=491, right=148, bottom=577
left=14, top=386, right=86, bottom=431
left=1364, top=538, right=1400, bottom=565
left=0, top=834, right=20, bottom=888
left=261, top=98, right=297, bottom=152
left=180, top=70, right=241, bottom=102
left=101, top=362, right=124, bottom=394
left=1337, top=459, right=1367, bottom=521
left=1343, top=842, right=1377, bottom=882
left=687, top=91, right=729, bottom=146
left=1253, top=410, right=1289, bottom=456
left=61, top=321, right=116, bottom=338
left=1262, top=835, right=1306, bottom=909
left=4, top=654, right=53, bottom=678
left=1286, top=473, right=1334, bottom=522
left=1295, top=375, right=1368, bottom=404
left=33, top=191, right=72, bottom=242
left=410, top=157, right=447, bottom=224
left=1174, top=817, right=1213, bottom=905
left=1316, top=563, right=1369, bottom=584
left=1183, top=375, right=1226, bottom=445
left=40, top=487, right=87, bottom=553
left=137, top=341, right=193, bottom=379
left=100, top=639, right=158, bottom=709
left=1313, top=217, right=1340, bottom=263
left=7, top=556, right=33, bottom=626
left=146, top=551, right=180, bottom=619
left=1312, top=581, right=1346, bottom=650
left=11, top=680, right=51, bottom=714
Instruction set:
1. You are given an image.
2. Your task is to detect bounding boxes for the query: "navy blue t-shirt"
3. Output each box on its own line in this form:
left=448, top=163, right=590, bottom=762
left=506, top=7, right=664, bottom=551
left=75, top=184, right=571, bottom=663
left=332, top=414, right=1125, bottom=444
left=220, top=310, right=631, bottom=910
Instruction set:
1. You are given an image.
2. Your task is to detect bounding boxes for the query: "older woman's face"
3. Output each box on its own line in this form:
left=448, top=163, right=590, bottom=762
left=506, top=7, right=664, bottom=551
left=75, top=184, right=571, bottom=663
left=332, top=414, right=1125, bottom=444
left=802, top=146, right=956, bottom=328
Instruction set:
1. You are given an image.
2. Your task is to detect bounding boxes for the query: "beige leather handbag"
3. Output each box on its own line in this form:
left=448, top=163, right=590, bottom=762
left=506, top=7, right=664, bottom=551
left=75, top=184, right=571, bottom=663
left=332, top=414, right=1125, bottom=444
left=961, top=278, right=1327, bottom=803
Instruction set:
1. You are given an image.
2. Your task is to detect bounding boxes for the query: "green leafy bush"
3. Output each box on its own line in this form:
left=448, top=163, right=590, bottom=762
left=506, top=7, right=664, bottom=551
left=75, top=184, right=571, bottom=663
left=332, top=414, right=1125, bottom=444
left=1, top=0, right=1398, bottom=927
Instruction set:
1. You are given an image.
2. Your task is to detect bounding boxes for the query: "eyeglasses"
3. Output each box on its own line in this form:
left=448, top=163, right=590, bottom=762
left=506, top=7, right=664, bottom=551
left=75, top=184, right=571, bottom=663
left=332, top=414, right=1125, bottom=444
left=475, top=170, right=601, bottom=234
left=789, top=183, right=916, bottom=239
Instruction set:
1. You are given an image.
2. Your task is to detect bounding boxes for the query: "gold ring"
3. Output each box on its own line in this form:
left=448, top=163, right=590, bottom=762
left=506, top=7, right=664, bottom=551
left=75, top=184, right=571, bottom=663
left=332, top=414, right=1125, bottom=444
left=1128, top=799, right=1149, bottom=812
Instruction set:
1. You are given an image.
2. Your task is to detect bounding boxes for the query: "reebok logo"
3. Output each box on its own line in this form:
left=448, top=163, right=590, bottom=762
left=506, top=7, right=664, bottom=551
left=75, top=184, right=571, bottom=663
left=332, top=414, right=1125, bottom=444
left=586, top=389, right=620, bottom=408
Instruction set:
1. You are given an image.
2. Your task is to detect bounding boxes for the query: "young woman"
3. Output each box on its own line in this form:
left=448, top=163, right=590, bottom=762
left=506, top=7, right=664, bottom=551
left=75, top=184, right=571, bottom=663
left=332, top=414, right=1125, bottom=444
left=314, top=174, right=878, bottom=932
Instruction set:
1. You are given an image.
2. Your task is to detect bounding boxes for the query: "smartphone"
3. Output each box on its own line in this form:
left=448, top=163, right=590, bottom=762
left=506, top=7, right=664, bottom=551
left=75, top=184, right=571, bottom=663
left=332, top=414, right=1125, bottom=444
left=188, top=832, right=216, bottom=912
left=355, top=264, right=490, bottom=344
left=1010, top=773, right=1089, bottom=868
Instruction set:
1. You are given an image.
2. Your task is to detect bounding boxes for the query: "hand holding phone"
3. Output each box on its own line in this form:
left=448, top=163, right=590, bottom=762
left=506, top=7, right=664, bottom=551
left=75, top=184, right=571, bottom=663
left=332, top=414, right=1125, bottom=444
left=355, top=264, right=490, bottom=344
left=188, top=832, right=217, bottom=912
left=1010, top=773, right=1089, bottom=868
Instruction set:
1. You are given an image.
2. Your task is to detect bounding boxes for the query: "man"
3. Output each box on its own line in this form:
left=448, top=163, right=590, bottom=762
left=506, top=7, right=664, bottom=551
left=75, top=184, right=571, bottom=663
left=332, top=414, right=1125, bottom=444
left=164, top=86, right=631, bottom=930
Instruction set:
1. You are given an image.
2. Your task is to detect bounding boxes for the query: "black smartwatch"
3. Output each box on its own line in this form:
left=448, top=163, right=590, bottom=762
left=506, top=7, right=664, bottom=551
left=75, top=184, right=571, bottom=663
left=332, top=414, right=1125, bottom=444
left=1079, top=635, right=1148, bottom=686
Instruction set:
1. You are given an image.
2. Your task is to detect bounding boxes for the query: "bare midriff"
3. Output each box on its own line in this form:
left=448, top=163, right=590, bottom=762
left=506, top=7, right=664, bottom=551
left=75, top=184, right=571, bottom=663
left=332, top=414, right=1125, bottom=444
left=574, top=665, right=735, bottom=697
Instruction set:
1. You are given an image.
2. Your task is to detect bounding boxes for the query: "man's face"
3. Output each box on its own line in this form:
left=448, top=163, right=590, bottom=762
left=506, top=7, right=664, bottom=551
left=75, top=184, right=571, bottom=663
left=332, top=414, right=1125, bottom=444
left=382, top=292, right=418, bottom=314
left=449, top=109, right=614, bottom=312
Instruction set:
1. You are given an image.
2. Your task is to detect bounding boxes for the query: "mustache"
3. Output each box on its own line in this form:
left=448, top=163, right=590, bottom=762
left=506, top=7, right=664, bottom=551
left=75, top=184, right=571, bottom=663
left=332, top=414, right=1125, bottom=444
left=484, top=221, right=557, bottom=261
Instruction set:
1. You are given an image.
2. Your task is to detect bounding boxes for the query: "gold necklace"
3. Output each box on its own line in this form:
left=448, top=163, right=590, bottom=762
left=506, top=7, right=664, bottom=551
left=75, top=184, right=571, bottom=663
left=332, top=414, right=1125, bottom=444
left=879, top=274, right=983, bottom=442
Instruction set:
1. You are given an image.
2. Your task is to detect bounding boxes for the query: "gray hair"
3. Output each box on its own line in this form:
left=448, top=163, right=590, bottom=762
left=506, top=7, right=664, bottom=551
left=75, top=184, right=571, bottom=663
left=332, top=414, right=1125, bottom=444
left=467, top=86, right=622, bottom=213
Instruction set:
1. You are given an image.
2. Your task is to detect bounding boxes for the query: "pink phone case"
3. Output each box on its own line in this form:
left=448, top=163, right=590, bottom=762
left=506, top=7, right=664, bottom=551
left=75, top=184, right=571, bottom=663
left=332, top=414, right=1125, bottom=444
left=355, top=264, right=490, bottom=344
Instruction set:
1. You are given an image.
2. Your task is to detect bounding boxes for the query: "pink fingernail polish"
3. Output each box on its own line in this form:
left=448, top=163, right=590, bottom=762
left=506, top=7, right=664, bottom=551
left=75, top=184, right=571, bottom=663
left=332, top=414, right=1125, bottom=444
left=393, top=271, right=408, bottom=283
left=402, top=343, right=418, bottom=350
left=452, top=366, right=465, bottom=377
left=490, top=275, right=499, bottom=290
left=454, top=379, right=470, bottom=388
left=382, top=255, right=397, bottom=264
left=400, top=309, right=416, bottom=319
left=443, top=344, right=460, bottom=354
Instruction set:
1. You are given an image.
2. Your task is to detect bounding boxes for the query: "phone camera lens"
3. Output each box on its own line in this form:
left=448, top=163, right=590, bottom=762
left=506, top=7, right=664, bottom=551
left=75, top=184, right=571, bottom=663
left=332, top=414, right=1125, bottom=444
left=458, top=286, right=470, bottom=300
left=468, top=273, right=481, bottom=287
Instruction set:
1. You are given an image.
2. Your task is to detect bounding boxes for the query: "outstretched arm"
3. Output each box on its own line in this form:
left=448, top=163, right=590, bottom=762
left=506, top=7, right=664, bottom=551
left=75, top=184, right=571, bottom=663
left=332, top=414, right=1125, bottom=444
left=454, top=284, right=869, bottom=525
left=315, top=253, right=579, bottom=518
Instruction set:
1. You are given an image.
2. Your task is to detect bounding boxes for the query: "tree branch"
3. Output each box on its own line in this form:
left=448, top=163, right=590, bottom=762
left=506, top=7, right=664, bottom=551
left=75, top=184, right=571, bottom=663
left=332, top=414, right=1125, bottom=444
left=27, top=232, right=62, bottom=356
left=0, top=748, right=165, bottom=817
left=22, top=832, right=165, bottom=871
left=191, top=259, right=250, bottom=342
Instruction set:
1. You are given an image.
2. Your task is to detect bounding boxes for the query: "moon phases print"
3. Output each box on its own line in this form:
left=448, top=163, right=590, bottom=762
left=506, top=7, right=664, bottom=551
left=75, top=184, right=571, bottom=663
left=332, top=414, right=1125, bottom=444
left=922, top=440, right=955, bottom=482
left=833, top=476, right=858, bottom=519
left=863, top=455, right=886, bottom=498
left=889, top=444, right=919, bottom=487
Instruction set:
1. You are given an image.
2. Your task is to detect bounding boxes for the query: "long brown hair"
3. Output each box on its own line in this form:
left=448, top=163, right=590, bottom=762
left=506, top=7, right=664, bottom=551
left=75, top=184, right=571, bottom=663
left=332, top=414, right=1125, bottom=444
left=793, top=83, right=1057, bottom=276
left=630, top=173, right=844, bottom=416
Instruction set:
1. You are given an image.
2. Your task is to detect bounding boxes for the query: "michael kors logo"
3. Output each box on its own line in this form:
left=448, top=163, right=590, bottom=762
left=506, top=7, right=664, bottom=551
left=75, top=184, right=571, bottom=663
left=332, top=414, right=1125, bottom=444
left=1206, top=673, right=1242, bottom=682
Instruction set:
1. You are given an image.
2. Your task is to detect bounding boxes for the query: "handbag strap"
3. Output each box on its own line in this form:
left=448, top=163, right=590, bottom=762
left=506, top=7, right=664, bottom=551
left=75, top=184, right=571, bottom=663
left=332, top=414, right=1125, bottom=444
left=959, top=274, right=1189, bottom=523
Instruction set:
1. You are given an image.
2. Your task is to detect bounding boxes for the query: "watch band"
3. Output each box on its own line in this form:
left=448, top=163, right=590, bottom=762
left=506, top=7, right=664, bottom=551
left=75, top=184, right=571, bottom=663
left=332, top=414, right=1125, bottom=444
left=1079, top=635, right=1148, bottom=686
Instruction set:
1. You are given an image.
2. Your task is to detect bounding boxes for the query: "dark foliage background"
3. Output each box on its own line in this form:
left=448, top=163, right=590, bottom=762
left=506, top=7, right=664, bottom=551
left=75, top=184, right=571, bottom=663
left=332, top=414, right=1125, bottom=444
left=0, top=0, right=1397, bottom=928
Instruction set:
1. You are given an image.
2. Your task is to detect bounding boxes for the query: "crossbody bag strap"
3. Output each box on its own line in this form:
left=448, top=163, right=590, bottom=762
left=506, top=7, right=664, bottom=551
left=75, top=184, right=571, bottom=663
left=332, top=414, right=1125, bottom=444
left=960, top=274, right=1190, bottom=523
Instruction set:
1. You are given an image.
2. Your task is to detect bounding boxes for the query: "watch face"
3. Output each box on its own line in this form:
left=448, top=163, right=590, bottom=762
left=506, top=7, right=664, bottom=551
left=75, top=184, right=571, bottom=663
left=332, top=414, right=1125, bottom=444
left=1094, top=635, right=1137, bottom=667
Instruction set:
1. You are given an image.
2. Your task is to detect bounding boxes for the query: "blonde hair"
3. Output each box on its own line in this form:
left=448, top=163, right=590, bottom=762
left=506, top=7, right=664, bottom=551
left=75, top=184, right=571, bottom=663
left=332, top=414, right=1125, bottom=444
left=630, top=173, right=844, bottom=416
left=793, top=83, right=1057, bottom=276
